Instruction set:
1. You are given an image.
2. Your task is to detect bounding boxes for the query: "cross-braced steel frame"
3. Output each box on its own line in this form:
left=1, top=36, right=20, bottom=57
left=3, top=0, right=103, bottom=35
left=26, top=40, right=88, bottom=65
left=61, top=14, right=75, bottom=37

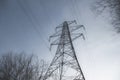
left=43, top=20, right=85, bottom=80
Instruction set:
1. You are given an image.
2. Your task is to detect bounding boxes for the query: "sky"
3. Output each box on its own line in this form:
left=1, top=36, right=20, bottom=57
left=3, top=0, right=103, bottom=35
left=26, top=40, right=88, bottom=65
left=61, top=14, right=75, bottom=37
left=0, top=0, right=120, bottom=80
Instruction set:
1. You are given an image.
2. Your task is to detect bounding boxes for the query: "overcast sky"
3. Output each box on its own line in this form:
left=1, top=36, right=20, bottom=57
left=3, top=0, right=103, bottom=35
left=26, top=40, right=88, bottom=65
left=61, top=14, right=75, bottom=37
left=0, top=0, right=120, bottom=80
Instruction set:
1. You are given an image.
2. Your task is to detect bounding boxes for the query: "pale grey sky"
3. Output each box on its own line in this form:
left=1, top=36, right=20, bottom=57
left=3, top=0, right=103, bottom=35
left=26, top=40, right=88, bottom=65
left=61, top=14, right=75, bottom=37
left=0, top=0, right=120, bottom=80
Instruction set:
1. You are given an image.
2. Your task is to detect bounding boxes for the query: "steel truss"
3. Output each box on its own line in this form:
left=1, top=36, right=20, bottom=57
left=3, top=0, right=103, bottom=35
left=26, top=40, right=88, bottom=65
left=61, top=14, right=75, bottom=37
left=43, top=20, right=85, bottom=80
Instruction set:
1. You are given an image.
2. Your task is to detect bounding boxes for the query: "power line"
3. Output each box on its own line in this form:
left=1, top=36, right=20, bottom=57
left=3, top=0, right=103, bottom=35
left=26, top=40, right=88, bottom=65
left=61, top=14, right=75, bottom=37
left=71, top=0, right=80, bottom=23
left=64, top=0, right=76, bottom=20
left=16, top=0, right=52, bottom=55
left=38, top=0, right=55, bottom=27
left=22, top=0, right=54, bottom=54
left=71, top=0, right=88, bottom=40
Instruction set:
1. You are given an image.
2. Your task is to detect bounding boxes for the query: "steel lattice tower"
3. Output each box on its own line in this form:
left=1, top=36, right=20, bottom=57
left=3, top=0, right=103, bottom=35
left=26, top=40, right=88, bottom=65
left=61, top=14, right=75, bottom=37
left=43, top=20, right=85, bottom=80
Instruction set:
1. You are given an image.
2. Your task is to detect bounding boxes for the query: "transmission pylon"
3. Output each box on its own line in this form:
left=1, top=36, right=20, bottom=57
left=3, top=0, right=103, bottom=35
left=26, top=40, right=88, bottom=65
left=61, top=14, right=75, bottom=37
left=43, top=20, right=85, bottom=80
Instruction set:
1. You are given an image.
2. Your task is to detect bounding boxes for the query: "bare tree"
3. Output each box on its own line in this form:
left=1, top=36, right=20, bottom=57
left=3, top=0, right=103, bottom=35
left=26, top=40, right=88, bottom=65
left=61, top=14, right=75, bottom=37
left=0, top=52, right=47, bottom=80
left=92, top=0, right=120, bottom=33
